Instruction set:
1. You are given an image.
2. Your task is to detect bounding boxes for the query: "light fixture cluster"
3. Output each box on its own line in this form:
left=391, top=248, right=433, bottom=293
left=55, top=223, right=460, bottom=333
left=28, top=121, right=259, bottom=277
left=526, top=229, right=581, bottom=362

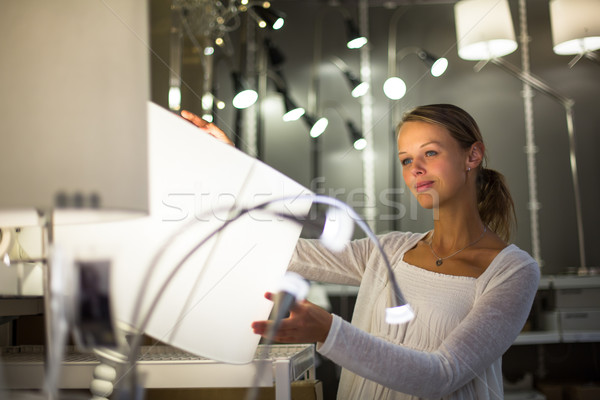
left=229, top=20, right=369, bottom=150
left=383, top=47, right=448, bottom=101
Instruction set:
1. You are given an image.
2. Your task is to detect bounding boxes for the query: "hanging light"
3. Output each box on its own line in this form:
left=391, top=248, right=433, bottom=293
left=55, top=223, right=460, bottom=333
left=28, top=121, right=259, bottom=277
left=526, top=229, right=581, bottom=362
left=346, top=120, right=367, bottom=151
left=416, top=49, right=448, bottom=77
left=345, top=18, right=368, bottom=49
left=250, top=5, right=286, bottom=30
left=549, top=0, right=600, bottom=56
left=231, top=72, right=258, bottom=109
left=309, top=117, right=328, bottom=138
left=282, top=95, right=305, bottom=122
left=454, top=0, right=518, bottom=60
left=341, top=69, right=369, bottom=98
left=383, top=48, right=446, bottom=100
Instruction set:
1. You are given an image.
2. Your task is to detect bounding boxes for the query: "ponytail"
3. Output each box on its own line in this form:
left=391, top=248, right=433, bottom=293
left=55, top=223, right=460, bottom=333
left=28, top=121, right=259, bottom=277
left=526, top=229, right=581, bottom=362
left=477, top=167, right=516, bottom=242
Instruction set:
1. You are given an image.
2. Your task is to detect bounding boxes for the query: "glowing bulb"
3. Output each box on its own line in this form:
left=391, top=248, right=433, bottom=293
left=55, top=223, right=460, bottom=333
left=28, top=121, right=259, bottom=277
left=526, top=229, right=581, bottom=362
left=320, top=206, right=354, bottom=252
left=204, top=46, right=215, bottom=56
left=347, top=37, right=368, bottom=49
left=168, top=87, right=181, bottom=111
left=272, top=18, right=284, bottom=30
left=351, top=82, right=369, bottom=98
left=282, top=107, right=305, bottom=122
left=309, top=117, right=328, bottom=138
left=232, top=89, right=258, bottom=109
left=383, top=77, right=406, bottom=100
left=431, top=57, right=448, bottom=77
left=353, top=138, right=367, bottom=151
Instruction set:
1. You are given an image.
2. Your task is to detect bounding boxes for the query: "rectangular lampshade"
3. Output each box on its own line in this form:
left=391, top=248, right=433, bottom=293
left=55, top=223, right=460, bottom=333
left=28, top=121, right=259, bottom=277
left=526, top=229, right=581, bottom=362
left=55, top=102, right=312, bottom=364
left=0, top=1, right=150, bottom=225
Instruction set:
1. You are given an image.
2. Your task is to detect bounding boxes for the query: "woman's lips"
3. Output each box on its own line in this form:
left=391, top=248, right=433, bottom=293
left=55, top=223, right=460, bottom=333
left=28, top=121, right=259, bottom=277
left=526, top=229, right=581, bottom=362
left=416, top=181, right=434, bottom=192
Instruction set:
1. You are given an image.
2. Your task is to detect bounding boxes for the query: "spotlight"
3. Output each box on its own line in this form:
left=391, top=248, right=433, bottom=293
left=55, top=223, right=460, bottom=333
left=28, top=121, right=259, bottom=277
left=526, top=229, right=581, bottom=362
left=250, top=6, right=286, bottom=30
left=344, top=70, right=369, bottom=98
left=383, top=47, right=447, bottom=100
left=345, top=18, right=368, bottom=49
left=282, top=95, right=305, bottom=122
left=416, top=49, right=448, bottom=77
left=331, top=56, right=369, bottom=98
left=302, top=114, right=328, bottom=139
left=346, top=120, right=367, bottom=151
left=231, top=72, right=258, bottom=109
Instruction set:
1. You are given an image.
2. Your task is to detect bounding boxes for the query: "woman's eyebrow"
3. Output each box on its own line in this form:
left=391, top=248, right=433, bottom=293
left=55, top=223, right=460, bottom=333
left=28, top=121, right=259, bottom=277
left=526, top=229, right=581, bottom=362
left=398, top=140, right=441, bottom=156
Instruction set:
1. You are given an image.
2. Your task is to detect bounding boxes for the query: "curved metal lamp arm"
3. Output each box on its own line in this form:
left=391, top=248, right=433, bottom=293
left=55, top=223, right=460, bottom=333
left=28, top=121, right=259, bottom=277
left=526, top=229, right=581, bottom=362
left=477, top=57, right=586, bottom=272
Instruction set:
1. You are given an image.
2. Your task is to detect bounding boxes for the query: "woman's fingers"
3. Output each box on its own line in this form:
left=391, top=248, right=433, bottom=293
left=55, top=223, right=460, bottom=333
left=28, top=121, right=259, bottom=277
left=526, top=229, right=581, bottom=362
left=180, top=110, right=234, bottom=146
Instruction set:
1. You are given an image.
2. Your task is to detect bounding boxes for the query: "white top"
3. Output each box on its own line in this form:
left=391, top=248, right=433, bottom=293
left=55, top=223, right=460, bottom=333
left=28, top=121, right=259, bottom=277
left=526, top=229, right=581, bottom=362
left=290, top=231, right=540, bottom=399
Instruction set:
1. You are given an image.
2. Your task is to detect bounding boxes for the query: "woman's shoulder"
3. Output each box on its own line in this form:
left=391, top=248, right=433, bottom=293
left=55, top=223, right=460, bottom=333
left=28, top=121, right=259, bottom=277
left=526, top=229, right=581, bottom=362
left=374, top=230, right=427, bottom=255
left=481, top=243, right=540, bottom=285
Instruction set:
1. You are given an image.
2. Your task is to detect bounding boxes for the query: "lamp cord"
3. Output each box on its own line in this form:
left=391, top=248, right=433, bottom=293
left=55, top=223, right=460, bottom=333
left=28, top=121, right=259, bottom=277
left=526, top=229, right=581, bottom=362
left=120, top=194, right=408, bottom=398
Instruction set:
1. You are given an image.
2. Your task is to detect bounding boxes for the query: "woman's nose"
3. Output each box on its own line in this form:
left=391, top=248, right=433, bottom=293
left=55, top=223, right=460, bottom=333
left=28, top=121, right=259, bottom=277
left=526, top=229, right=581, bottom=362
left=411, top=161, right=425, bottom=176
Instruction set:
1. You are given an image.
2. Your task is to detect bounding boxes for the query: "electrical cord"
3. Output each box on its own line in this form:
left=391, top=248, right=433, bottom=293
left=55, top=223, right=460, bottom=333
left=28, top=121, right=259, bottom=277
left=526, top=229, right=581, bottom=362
left=120, top=194, right=412, bottom=398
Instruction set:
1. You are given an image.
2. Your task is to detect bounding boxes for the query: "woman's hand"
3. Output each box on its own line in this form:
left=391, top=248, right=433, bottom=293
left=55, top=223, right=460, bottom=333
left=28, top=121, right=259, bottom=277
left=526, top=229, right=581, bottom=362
left=251, top=292, right=333, bottom=343
left=180, top=110, right=234, bottom=146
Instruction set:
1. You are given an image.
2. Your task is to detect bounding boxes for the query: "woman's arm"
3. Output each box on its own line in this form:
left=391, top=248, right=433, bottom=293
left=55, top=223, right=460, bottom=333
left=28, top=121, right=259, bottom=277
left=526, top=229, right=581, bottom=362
left=318, top=256, right=540, bottom=398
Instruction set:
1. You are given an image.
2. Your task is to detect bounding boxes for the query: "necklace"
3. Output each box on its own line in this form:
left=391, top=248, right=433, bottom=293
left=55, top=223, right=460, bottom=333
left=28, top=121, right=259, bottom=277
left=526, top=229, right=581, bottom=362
left=428, top=226, right=487, bottom=266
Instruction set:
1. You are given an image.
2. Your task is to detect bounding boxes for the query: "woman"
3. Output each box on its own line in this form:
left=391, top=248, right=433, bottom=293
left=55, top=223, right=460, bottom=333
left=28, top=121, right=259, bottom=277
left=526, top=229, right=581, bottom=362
left=184, top=104, right=540, bottom=399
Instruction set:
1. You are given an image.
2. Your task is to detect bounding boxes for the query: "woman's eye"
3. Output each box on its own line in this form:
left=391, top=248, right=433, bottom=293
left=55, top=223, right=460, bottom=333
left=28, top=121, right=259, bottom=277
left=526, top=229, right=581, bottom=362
left=400, top=158, right=412, bottom=166
left=425, top=150, right=437, bottom=157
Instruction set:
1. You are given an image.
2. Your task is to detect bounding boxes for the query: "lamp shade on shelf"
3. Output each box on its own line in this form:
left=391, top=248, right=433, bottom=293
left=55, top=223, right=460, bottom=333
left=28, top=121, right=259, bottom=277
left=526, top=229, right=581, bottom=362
left=0, top=1, right=150, bottom=226
left=454, top=0, right=518, bottom=60
left=550, top=0, right=600, bottom=55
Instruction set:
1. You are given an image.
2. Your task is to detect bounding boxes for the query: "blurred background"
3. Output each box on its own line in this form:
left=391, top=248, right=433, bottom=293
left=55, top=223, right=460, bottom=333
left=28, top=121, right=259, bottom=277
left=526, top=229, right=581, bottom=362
left=150, top=0, right=600, bottom=276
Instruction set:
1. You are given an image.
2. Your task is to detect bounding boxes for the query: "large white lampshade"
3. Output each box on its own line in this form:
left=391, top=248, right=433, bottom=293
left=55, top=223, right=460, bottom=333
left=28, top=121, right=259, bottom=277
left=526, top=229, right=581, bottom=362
left=550, top=0, right=600, bottom=55
left=454, top=0, right=518, bottom=61
left=55, top=103, right=312, bottom=364
left=0, top=0, right=150, bottom=226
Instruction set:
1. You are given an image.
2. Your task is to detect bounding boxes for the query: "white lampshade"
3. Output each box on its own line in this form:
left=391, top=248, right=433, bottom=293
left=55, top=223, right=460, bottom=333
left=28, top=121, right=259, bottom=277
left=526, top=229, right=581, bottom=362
left=550, top=0, right=600, bottom=55
left=454, top=0, right=518, bottom=61
left=0, top=1, right=150, bottom=227
left=55, top=103, right=312, bottom=364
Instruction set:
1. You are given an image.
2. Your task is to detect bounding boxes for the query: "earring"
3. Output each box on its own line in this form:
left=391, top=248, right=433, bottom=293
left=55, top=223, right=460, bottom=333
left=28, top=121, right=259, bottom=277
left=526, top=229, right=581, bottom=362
left=467, top=167, right=471, bottom=172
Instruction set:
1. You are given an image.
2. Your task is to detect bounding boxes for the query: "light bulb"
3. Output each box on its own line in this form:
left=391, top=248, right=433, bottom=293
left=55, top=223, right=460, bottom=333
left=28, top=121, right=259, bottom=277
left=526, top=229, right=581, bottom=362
left=232, top=89, right=258, bottom=109
left=383, top=77, right=406, bottom=100
left=431, top=57, right=448, bottom=77
left=309, top=117, right=328, bottom=138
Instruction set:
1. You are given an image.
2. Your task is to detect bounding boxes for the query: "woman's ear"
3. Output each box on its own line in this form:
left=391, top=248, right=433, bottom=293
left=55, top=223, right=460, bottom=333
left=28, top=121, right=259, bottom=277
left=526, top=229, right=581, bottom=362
left=467, top=142, right=485, bottom=170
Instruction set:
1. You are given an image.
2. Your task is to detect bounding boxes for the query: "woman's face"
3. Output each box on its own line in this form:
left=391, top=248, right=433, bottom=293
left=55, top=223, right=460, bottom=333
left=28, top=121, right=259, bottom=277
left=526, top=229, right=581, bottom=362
left=397, top=121, right=470, bottom=209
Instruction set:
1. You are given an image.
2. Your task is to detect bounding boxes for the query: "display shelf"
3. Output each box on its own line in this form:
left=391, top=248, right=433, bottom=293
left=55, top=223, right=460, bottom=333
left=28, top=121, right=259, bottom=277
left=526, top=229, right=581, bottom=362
left=1, top=344, right=315, bottom=400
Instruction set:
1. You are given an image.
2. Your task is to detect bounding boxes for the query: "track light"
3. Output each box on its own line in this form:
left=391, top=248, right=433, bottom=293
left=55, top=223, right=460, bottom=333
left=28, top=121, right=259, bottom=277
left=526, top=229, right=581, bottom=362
left=344, top=70, right=370, bottom=98
left=346, top=120, right=367, bottom=151
left=309, top=117, right=328, bottom=138
left=231, top=72, right=258, bottom=109
left=301, top=114, right=328, bottom=138
left=330, top=56, right=369, bottom=98
left=250, top=5, right=286, bottom=30
left=383, top=47, right=448, bottom=100
left=345, top=18, right=368, bottom=49
left=282, top=95, right=305, bottom=122
left=416, top=49, right=448, bottom=77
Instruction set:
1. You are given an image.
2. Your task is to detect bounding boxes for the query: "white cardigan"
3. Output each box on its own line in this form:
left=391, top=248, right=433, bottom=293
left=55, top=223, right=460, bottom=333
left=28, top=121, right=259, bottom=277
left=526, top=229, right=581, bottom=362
left=290, top=231, right=540, bottom=399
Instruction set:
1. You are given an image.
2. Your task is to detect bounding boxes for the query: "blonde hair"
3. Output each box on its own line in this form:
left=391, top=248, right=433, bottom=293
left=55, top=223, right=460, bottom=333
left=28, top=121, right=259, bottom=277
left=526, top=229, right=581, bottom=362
left=399, top=104, right=516, bottom=241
